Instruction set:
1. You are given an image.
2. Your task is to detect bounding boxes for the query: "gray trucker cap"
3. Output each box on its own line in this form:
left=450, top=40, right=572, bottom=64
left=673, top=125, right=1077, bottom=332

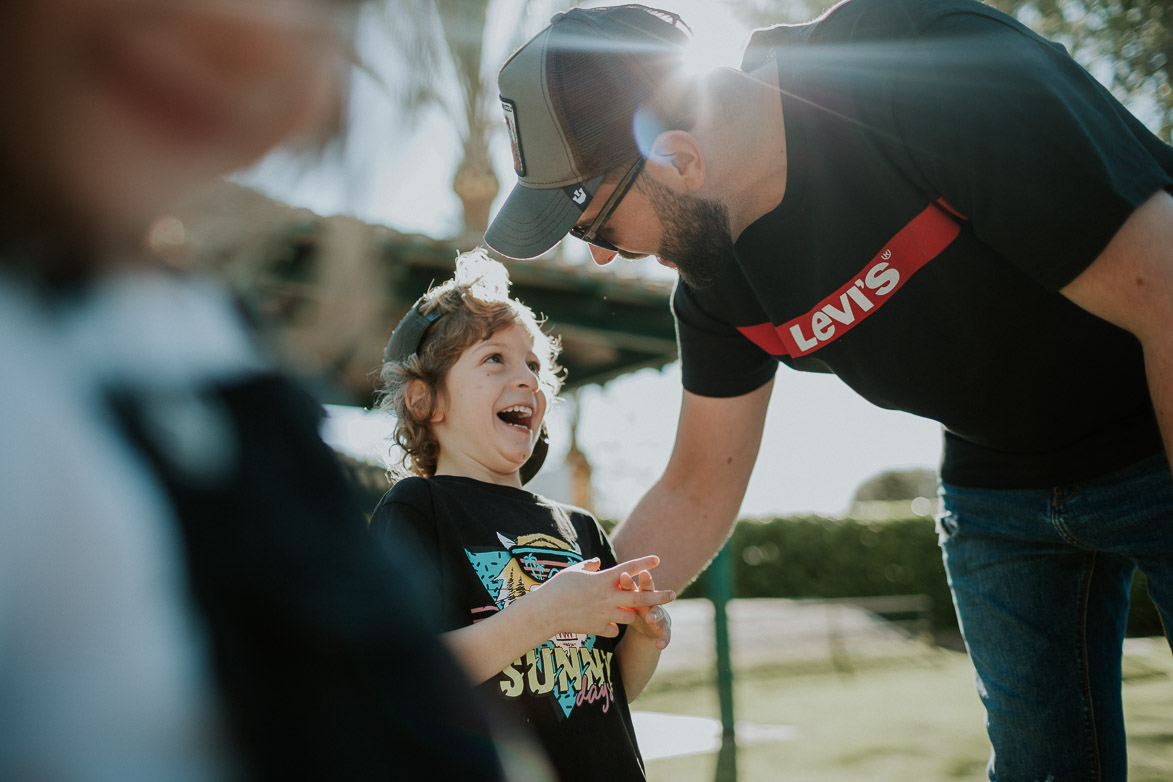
left=484, top=5, right=690, bottom=260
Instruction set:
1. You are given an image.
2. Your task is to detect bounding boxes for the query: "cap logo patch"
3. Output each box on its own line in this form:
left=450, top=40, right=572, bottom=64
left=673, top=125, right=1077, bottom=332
left=501, top=98, right=525, bottom=177
left=562, top=183, right=591, bottom=213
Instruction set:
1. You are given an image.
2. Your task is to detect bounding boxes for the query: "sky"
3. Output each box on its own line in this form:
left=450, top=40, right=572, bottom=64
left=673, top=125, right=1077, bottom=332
left=247, top=0, right=946, bottom=519
left=324, top=364, right=944, bottom=520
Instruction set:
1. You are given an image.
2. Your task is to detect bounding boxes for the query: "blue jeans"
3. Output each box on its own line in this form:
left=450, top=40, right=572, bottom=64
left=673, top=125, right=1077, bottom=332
left=938, top=452, right=1173, bottom=782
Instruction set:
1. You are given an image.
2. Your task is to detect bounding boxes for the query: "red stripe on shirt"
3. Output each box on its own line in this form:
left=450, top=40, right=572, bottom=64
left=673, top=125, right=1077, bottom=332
left=737, top=202, right=961, bottom=357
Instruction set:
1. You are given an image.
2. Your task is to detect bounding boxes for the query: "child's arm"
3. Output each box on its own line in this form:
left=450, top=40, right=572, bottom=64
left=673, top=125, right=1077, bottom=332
left=444, top=555, right=675, bottom=685
left=614, top=568, right=672, bottom=700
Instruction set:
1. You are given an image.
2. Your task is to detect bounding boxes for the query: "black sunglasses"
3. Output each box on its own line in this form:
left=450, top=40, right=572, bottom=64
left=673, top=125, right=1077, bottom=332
left=569, top=157, right=646, bottom=252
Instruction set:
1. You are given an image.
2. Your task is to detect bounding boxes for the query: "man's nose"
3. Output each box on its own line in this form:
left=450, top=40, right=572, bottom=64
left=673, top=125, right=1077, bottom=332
left=589, top=244, right=617, bottom=266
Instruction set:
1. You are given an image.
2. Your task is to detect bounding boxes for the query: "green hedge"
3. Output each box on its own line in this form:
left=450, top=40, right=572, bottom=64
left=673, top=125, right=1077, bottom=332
left=679, top=514, right=1164, bottom=638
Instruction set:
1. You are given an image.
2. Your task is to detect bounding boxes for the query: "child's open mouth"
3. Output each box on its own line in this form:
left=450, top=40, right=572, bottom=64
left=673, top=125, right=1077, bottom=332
left=497, top=405, right=534, bottom=433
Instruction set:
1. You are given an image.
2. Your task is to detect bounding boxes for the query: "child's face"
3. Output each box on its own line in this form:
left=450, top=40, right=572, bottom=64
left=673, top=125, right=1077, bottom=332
left=1, top=0, right=350, bottom=249
left=431, top=322, right=550, bottom=487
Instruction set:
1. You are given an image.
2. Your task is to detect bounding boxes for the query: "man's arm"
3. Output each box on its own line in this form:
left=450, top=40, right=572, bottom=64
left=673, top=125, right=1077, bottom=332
left=612, top=378, right=774, bottom=594
left=1061, top=190, right=1173, bottom=470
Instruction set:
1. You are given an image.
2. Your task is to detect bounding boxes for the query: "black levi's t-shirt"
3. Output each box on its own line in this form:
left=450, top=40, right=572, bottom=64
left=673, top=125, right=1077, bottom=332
left=368, top=476, right=646, bottom=782
left=674, top=0, right=1173, bottom=489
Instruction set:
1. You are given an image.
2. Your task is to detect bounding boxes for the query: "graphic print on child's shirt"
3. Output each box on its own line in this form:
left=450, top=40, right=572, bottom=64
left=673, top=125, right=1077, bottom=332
left=465, top=531, right=618, bottom=719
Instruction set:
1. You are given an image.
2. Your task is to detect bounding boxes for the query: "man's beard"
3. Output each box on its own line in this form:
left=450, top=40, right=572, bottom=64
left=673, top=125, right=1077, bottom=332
left=640, top=176, right=735, bottom=289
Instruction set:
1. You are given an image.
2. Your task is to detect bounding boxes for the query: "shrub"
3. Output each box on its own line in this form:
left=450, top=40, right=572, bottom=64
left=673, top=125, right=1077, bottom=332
left=680, top=514, right=1164, bottom=638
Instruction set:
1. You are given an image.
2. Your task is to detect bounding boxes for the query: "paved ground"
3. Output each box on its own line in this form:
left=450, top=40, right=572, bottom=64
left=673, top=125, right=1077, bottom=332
left=633, top=603, right=1172, bottom=773
left=651, top=597, right=935, bottom=680
left=633, top=597, right=939, bottom=761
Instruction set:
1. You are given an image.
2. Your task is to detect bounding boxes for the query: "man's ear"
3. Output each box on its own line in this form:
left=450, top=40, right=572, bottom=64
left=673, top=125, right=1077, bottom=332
left=648, top=130, right=705, bottom=191
left=406, top=379, right=444, bottom=424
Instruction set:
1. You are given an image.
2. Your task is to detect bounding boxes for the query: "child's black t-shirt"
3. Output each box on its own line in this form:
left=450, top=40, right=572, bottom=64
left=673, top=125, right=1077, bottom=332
left=370, top=475, right=646, bottom=782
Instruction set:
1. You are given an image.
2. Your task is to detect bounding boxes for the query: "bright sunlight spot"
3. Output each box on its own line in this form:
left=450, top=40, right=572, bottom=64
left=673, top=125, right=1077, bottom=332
left=584, top=0, right=751, bottom=76
left=675, top=0, right=753, bottom=75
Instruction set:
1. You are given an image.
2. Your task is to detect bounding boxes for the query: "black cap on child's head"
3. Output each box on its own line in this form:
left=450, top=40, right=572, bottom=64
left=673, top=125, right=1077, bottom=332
left=484, top=5, right=691, bottom=260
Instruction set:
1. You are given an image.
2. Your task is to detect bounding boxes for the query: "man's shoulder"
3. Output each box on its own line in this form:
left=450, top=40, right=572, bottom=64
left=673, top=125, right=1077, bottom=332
left=813, top=0, right=1011, bottom=29
left=742, top=0, right=1011, bottom=66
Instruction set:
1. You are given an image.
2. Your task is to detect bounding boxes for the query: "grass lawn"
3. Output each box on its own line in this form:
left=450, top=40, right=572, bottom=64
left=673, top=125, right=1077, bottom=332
left=635, top=639, right=1173, bottom=781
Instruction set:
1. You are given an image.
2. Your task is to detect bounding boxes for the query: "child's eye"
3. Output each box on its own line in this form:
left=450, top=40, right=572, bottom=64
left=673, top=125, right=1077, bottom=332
left=527, top=361, right=541, bottom=373
left=484, top=353, right=503, bottom=364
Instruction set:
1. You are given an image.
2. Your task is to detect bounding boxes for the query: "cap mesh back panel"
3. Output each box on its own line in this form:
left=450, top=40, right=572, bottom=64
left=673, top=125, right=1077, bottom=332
left=546, top=7, right=688, bottom=178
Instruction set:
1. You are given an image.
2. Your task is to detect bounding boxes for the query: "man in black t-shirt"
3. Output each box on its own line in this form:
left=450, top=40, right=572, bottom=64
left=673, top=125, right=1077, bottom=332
left=484, top=2, right=1173, bottom=779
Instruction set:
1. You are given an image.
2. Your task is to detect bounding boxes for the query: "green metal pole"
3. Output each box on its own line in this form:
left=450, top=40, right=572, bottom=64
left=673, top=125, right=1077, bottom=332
left=710, top=545, right=736, bottom=739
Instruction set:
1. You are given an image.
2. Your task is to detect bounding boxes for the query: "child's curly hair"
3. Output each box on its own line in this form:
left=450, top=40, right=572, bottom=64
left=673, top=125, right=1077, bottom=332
left=376, top=249, right=563, bottom=478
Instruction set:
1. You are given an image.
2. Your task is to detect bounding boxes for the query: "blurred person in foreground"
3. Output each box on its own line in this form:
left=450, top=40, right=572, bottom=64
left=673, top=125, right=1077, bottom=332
left=0, top=1, right=512, bottom=779
left=484, top=2, right=1173, bottom=780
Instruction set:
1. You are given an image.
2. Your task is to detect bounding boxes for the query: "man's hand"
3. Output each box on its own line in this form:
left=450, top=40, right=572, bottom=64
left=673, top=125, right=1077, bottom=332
left=618, top=568, right=672, bottom=650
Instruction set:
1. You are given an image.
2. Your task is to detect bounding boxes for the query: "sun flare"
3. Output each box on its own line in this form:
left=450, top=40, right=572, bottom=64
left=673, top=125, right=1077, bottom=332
left=668, top=0, right=753, bottom=76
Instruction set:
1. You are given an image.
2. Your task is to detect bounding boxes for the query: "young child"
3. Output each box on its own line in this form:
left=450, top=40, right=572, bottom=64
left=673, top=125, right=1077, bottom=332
left=369, top=249, right=674, bottom=782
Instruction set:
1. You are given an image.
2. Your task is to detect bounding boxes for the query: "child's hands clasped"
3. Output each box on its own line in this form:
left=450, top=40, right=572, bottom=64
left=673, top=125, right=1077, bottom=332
left=536, top=555, right=674, bottom=642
